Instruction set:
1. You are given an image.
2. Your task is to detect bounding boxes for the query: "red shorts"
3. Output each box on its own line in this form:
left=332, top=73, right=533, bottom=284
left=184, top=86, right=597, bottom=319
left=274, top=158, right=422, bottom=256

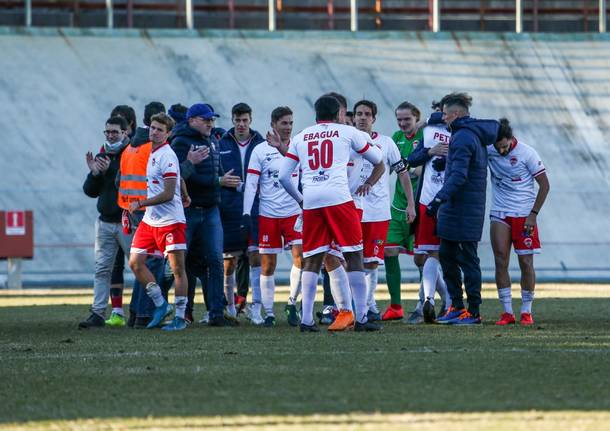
left=258, top=214, right=302, bottom=254
left=362, top=220, right=390, bottom=264
left=131, top=221, right=187, bottom=257
left=302, top=201, right=363, bottom=258
left=490, top=214, right=541, bottom=255
left=415, top=203, right=441, bottom=253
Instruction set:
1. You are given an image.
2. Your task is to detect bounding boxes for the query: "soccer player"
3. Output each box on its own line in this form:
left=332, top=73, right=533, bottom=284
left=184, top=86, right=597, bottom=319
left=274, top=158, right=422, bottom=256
left=243, top=106, right=303, bottom=327
left=489, top=118, right=550, bottom=326
left=128, top=113, right=191, bottom=331
left=353, top=100, right=416, bottom=321
left=382, top=101, right=423, bottom=321
left=278, top=95, right=382, bottom=332
left=407, top=100, right=452, bottom=323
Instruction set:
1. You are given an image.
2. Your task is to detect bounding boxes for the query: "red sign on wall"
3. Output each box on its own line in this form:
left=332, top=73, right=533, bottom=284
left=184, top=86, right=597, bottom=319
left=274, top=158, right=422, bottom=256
left=5, top=211, right=26, bottom=236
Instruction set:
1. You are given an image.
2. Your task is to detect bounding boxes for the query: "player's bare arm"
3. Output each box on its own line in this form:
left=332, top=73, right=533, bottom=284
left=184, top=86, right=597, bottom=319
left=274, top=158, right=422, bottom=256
left=356, top=161, right=385, bottom=196
left=524, top=172, right=550, bottom=234
left=129, top=177, right=177, bottom=214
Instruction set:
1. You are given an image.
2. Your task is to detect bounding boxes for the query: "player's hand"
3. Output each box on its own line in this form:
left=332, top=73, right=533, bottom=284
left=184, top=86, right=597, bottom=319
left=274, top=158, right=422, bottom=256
left=429, top=143, right=449, bottom=157
left=356, top=182, right=373, bottom=196
left=414, top=120, right=427, bottom=133
left=128, top=200, right=141, bottom=214
left=220, top=169, right=241, bottom=188
left=266, top=130, right=281, bottom=148
left=95, top=155, right=111, bottom=174
left=293, top=214, right=303, bottom=233
left=181, top=193, right=191, bottom=208
left=432, top=157, right=446, bottom=172
left=86, top=151, right=100, bottom=175
left=426, top=198, right=443, bottom=218
left=406, top=204, right=417, bottom=224
left=187, top=145, right=209, bottom=164
left=524, top=213, right=537, bottom=235
left=240, top=214, right=252, bottom=237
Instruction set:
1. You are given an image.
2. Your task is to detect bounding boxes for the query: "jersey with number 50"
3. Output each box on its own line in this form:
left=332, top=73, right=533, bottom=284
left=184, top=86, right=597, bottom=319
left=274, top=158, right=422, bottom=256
left=285, top=122, right=374, bottom=210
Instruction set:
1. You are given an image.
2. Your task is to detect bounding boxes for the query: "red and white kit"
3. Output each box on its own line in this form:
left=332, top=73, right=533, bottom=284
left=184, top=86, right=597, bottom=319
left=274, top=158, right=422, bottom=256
left=488, top=139, right=546, bottom=255
left=415, top=125, right=452, bottom=253
left=283, top=122, right=381, bottom=258
left=244, top=141, right=302, bottom=254
left=131, top=143, right=186, bottom=257
left=360, top=132, right=403, bottom=263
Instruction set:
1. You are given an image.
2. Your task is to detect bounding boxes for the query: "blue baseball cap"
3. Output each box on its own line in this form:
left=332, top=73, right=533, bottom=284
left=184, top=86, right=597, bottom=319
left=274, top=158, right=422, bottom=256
left=187, top=103, right=220, bottom=120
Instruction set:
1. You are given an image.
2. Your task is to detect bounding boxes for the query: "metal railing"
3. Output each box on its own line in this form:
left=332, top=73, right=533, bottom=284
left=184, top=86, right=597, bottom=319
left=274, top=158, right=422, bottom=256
left=14, top=0, right=609, bottom=32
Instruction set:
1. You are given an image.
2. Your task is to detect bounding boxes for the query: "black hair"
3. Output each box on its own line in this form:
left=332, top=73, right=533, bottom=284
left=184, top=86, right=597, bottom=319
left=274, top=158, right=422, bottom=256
left=144, top=101, right=166, bottom=126
left=497, top=118, right=513, bottom=141
left=271, top=106, right=293, bottom=123
left=440, top=92, right=472, bottom=112
left=106, top=115, right=128, bottom=131
left=232, top=102, right=252, bottom=118
left=110, top=105, right=137, bottom=130
left=345, top=111, right=354, bottom=118
left=315, top=96, right=340, bottom=122
left=431, top=100, right=442, bottom=111
left=323, top=92, right=347, bottom=109
left=395, top=101, right=421, bottom=121
left=353, top=100, right=378, bottom=118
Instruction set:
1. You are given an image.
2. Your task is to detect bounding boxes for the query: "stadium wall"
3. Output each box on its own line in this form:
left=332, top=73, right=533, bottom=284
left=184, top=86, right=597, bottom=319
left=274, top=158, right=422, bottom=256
left=1, top=27, right=609, bottom=286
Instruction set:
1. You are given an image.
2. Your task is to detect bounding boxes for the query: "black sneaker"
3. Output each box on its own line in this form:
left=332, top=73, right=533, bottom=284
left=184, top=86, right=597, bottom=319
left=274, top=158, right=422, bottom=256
left=263, top=315, right=276, bottom=328
left=423, top=299, right=436, bottom=324
left=284, top=304, right=300, bottom=327
left=355, top=320, right=382, bottom=332
left=78, top=313, right=105, bottom=329
left=208, top=315, right=239, bottom=327
left=127, top=310, right=137, bottom=328
left=367, top=310, right=382, bottom=322
left=134, top=316, right=151, bottom=329
left=300, top=322, right=320, bottom=332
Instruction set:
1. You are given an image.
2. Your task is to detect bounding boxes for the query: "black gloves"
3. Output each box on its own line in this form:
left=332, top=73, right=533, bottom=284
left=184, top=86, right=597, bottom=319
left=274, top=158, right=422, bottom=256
left=240, top=214, right=252, bottom=238
left=426, top=198, right=443, bottom=218
left=432, top=157, right=446, bottom=172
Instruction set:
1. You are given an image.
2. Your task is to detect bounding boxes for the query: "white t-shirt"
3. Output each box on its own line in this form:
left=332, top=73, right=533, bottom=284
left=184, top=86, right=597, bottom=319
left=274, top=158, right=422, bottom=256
left=143, top=143, right=186, bottom=227
left=419, top=125, right=452, bottom=206
left=361, top=132, right=402, bottom=222
left=347, top=149, right=364, bottom=210
left=247, top=141, right=301, bottom=218
left=286, top=122, right=373, bottom=210
left=488, top=139, right=546, bottom=217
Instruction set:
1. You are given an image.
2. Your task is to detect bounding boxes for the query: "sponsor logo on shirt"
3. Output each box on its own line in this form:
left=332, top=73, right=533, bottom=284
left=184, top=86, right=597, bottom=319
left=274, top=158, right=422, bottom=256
left=312, top=170, right=330, bottom=183
left=510, top=157, right=518, bottom=166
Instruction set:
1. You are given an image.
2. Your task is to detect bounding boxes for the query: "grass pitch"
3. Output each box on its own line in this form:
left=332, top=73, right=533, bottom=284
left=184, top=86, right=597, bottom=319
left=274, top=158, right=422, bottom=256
left=0, top=284, right=609, bottom=430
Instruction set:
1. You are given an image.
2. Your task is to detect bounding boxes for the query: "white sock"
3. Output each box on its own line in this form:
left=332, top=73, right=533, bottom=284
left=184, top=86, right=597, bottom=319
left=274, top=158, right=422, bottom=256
left=498, top=287, right=513, bottom=314
left=422, top=257, right=440, bottom=305
left=250, top=266, right=262, bottom=304
left=175, top=296, right=187, bottom=319
left=289, top=265, right=302, bottom=305
left=435, top=265, right=451, bottom=308
left=300, top=271, right=318, bottom=325
left=224, top=272, right=235, bottom=305
left=112, top=307, right=124, bottom=315
left=260, top=274, right=275, bottom=316
left=348, top=271, right=368, bottom=323
left=414, top=283, right=424, bottom=314
left=328, top=266, right=352, bottom=311
left=145, top=282, right=165, bottom=307
left=521, top=289, right=535, bottom=314
left=365, top=268, right=379, bottom=313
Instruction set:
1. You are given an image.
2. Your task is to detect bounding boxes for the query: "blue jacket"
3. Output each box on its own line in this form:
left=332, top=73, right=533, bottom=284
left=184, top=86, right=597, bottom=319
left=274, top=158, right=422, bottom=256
left=434, top=116, right=499, bottom=242
left=218, top=127, right=265, bottom=225
left=170, top=122, right=222, bottom=208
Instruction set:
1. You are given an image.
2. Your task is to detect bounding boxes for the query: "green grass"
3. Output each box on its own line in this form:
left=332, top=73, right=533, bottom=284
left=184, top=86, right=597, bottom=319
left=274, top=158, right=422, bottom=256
left=0, top=285, right=609, bottom=430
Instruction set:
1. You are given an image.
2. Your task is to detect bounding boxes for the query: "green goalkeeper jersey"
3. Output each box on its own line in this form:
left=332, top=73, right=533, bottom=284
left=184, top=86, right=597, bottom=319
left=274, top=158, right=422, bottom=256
left=390, top=129, right=422, bottom=211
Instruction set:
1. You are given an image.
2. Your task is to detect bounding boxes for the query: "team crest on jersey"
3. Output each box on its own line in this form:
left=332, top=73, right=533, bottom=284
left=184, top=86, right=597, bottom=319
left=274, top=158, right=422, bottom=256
left=523, top=237, right=533, bottom=248
left=413, top=140, right=420, bottom=148
left=152, top=158, right=156, bottom=166
left=166, top=233, right=174, bottom=244
left=510, top=157, right=518, bottom=166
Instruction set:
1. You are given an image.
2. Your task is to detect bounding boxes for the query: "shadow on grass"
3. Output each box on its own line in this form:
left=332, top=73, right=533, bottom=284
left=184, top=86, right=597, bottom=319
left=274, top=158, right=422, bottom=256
left=0, top=297, right=609, bottom=423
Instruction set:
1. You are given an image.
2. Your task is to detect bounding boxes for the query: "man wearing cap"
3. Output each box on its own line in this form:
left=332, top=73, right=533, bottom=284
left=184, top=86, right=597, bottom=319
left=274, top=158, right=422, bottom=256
left=170, top=103, right=232, bottom=327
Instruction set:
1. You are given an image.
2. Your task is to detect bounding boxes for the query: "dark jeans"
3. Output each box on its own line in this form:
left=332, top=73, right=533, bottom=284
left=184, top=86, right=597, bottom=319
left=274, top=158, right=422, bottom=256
left=185, top=206, right=224, bottom=319
left=439, top=239, right=482, bottom=315
left=322, top=268, right=335, bottom=306
left=236, top=253, right=249, bottom=298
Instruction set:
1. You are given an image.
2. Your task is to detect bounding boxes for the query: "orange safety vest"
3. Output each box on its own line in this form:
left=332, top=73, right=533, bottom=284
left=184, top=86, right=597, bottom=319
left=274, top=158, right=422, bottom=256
left=117, top=142, right=152, bottom=210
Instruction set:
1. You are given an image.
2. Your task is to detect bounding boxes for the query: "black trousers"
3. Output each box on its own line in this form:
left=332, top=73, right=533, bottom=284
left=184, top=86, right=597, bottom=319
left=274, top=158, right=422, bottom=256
left=439, top=239, right=482, bottom=315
